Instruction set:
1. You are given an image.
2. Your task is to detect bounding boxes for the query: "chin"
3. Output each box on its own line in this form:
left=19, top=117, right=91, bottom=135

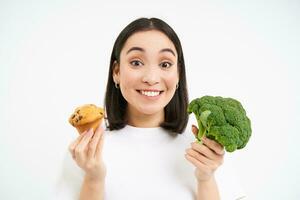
left=137, top=106, right=163, bottom=115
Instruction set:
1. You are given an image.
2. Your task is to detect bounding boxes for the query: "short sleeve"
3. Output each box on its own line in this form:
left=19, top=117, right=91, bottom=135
left=51, top=151, right=85, bottom=200
left=215, top=156, right=247, bottom=200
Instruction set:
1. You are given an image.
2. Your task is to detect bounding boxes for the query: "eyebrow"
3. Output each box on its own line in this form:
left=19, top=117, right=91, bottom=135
left=126, top=47, right=144, bottom=54
left=160, top=48, right=176, bottom=57
left=126, top=47, right=176, bottom=57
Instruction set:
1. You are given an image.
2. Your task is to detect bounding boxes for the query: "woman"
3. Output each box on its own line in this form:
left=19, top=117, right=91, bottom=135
left=56, top=17, right=246, bottom=200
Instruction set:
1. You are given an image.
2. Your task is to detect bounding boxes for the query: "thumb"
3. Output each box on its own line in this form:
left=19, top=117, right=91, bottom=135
left=191, top=124, right=199, bottom=138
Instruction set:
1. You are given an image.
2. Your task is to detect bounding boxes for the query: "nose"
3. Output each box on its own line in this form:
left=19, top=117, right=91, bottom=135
left=142, top=66, right=160, bottom=85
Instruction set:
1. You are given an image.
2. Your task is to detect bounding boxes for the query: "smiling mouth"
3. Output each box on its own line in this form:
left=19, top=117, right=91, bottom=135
left=136, top=90, right=164, bottom=97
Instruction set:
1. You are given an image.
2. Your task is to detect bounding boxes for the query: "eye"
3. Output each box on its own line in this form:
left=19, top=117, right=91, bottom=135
left=130, top=60, right=143, bottom=67
left=160, top=61, right=173, bottom=68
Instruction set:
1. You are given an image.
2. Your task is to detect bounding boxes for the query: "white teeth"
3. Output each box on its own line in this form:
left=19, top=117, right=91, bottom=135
left=140, top=90, right=160, bottom=97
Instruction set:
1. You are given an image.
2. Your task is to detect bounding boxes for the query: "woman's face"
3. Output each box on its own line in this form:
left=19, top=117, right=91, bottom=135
left=113, top=30, right=179, bottom=118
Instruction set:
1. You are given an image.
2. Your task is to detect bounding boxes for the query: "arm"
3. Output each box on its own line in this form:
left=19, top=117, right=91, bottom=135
left=69, top=126, right=106, bottom=200
left=80, top=176, right=105, bottom=200
left=196, top=176, right=220, bottom=200
left=185, top=125, right=224, bottom=200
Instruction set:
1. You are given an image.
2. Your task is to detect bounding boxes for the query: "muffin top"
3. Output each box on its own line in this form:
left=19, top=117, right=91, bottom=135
left=69, top=104, right=104, bottom=126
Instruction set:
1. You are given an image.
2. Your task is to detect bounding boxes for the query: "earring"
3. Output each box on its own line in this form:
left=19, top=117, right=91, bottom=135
left=115, top=82, right=119, bottom=89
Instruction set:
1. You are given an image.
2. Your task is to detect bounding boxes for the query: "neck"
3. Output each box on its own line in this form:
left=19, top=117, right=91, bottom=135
left=126, top=107, right=164, bottom=128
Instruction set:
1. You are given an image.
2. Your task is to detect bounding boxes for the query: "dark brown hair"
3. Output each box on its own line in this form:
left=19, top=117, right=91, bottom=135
left=104, top=17, right=189, bottom=133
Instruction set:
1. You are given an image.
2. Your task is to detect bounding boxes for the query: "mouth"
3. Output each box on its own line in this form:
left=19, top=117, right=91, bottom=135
left=136, top=89, right=164, bottom=97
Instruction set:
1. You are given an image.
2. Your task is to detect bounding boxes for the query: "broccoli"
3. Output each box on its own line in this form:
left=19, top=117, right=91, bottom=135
left=187, top=95, right=251, bottom=152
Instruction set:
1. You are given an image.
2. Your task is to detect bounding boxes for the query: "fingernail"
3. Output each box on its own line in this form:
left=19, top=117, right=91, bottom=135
left=96, top=125, right=102, bottom=131
left=87, top=128, right=93, bottom=135
left=191, top=125, right=196, bottom=130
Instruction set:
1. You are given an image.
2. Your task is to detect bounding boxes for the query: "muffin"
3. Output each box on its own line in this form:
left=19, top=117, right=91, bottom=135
left=69, top=104, right=104, bottom=134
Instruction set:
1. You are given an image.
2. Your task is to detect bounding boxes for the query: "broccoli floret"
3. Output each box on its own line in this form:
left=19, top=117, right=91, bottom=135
left=187, top=96, right=252, bottom=152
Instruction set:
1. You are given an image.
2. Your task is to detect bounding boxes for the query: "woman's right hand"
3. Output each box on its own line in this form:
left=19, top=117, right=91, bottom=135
left=68, top=126, right=106, bottom=183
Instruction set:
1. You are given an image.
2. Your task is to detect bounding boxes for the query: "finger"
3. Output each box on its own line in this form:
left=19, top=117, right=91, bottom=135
left=191, top=142, right=220, bottom=161
left=202, top=137, right=225, bottom=155
left=95, top=126, right=105, bottom=160
left=87, top=126, right=102, bottom=160
left=69, top=130, right=87, bottom=159
left=185, top=148, right=215, bottom=166
left=185, top=154, right=209, bottom=170
left=192, top=124, right=198, bottom=138
left=75, top=128, right=94, bottom=162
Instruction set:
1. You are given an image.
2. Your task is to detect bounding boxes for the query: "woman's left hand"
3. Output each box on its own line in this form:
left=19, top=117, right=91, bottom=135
left=185, top=125, right=225, bottom=182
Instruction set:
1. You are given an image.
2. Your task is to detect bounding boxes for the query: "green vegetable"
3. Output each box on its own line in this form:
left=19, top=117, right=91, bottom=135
left=187, top=95, right=251, bottom=152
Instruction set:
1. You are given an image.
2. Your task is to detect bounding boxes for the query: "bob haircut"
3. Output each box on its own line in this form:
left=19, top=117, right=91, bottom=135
left=104, top=17, right=189, bottom=134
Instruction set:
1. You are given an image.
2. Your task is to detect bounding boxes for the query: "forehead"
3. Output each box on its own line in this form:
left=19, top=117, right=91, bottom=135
left=121, top=30, right=177, bottom=56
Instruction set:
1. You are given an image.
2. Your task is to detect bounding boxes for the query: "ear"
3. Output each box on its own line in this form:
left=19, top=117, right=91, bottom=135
left=112, top=61, right=120, bottom=83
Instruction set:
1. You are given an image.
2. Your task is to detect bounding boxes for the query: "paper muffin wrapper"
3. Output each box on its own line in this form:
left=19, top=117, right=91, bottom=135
left=75, top=118, right=102, bottom=134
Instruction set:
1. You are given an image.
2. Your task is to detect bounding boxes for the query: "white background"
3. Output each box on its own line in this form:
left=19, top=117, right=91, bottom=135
left=0, top=0, right=299, bottom=199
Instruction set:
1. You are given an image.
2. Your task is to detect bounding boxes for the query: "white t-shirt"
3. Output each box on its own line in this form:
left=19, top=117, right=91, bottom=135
left=53, top=125, right=246, bottom=200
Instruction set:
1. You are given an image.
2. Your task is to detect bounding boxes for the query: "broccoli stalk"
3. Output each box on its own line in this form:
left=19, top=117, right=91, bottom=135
left=195, top=110, right=211, bottom=143
left=188, top=96, right=252, bottom=152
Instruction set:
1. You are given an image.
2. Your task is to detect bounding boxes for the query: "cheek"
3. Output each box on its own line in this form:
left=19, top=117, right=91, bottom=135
left=119, top=67, right=140, bottom=91
left=119, top=66, right=133, bottom=84
left=164, top=71, right=179, bottom=89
